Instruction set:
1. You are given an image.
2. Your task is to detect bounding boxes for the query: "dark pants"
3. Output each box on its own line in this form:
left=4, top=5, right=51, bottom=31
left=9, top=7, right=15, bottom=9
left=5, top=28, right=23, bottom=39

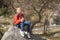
left=16, top=20, right=30, bottom=32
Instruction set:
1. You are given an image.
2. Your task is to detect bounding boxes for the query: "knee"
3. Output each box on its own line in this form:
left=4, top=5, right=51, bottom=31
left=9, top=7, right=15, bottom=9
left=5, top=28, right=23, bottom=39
left=16, top=25, right=19, bottom=27
left=20, top=22, right=24, bottom=26
left=27, top=20, right=30, bottom=24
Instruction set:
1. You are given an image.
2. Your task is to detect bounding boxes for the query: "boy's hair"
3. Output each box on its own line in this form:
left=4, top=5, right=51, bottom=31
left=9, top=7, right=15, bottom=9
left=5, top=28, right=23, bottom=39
left=15, top=6, right=24, bottom=12
left=16, top=7, right=21, bottom=10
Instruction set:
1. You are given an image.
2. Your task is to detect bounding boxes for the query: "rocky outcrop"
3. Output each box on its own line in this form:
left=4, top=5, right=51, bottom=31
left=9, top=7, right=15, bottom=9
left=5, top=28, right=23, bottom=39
left=1, top=26, right=45, bottom=40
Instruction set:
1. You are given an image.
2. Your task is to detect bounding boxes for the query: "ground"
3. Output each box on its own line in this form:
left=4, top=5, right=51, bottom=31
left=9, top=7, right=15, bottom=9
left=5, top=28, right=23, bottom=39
left=1, top=26, right=46, bottom=40
left=33, top=25, right=60, bottom=40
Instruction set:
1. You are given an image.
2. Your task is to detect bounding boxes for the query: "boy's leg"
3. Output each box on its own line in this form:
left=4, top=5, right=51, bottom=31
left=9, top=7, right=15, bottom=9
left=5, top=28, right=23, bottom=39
left=20, top=22, right=24, bottom=31
left=16, top=24, right=20, bottom=28
left=24, top=20, right=30, bottom=32
left=24, top=20, right=31, bottom=38
left=20, top=22, right=25, bottom=37
left=16, top=23, right=25, bottom=37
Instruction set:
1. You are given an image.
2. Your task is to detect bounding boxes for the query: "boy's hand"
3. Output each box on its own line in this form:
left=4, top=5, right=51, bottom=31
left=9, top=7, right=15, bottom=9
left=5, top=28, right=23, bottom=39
left=21, top=17, right=24, bottom=22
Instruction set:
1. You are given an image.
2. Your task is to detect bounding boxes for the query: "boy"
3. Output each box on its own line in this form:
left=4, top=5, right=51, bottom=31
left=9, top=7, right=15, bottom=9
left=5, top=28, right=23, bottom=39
left=14, top=7, right=30, bottom=38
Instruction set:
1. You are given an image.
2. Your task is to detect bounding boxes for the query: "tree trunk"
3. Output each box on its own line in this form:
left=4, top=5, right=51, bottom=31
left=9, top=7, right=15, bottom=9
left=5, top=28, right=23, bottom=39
left=30, top=21, right=40, bottom=34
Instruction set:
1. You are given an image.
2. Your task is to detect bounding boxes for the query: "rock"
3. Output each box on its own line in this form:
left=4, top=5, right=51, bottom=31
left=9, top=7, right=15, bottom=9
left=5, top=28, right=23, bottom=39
left=1, top=26, right=25, bottom=40
left=1, top=26, right=45, bottom=40
left=51, top=33, right=60, bottom=38
left=1, top=27, right=32, bottom=40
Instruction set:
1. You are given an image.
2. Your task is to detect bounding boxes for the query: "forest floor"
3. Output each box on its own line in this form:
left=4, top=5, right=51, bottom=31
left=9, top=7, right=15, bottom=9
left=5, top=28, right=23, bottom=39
left=0, top=17, right=60, bottom=40
left=1, top=25, right=60, bottom=40
left=33, top=25, right=60, bottom=40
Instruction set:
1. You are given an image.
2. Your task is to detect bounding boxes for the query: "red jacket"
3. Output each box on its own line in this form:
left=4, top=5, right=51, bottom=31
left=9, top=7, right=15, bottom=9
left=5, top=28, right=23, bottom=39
left=14, top=12, right=24, bottom=25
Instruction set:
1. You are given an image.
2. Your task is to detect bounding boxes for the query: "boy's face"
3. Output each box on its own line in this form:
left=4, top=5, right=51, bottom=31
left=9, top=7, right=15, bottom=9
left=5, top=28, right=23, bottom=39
left=16, top=7, right=21, bottom=13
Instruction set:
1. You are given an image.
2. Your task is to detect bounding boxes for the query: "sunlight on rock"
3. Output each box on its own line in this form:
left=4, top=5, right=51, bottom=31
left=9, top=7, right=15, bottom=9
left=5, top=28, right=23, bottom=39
left=4, top=27, right=7, bottom=29
left=52, top=33, right=60, bottom=38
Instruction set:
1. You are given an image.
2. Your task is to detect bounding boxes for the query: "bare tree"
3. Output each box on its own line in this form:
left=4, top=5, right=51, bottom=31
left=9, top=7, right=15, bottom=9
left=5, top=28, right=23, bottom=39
left=3, top=0, right=60, bottom=34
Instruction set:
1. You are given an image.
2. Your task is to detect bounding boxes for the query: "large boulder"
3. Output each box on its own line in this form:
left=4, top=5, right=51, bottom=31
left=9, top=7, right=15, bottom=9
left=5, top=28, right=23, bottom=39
left=1, top=26, right=45, bottom=40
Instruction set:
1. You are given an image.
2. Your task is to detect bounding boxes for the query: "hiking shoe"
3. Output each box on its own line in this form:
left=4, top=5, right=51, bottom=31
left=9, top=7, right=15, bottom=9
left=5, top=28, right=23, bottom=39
left=24, top=31, right=28, bottom=34
left=27, top=33, right=31, bottom=38
left=20, top=30, right=24, bottom=37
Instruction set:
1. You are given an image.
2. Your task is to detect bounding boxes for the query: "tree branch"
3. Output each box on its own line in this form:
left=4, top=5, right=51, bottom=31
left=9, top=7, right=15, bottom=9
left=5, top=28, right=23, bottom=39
left=32, top=4, right=39, bottom=13
left=39, top=0, right=49, bottom=13
left=9, top=0, right=16, bottom=13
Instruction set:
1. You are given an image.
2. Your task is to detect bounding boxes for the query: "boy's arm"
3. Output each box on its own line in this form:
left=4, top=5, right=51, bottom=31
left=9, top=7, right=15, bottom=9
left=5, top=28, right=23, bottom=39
left=14, top=15, right=21, bottom=25
left=20, top=17, right=24, bottom=22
